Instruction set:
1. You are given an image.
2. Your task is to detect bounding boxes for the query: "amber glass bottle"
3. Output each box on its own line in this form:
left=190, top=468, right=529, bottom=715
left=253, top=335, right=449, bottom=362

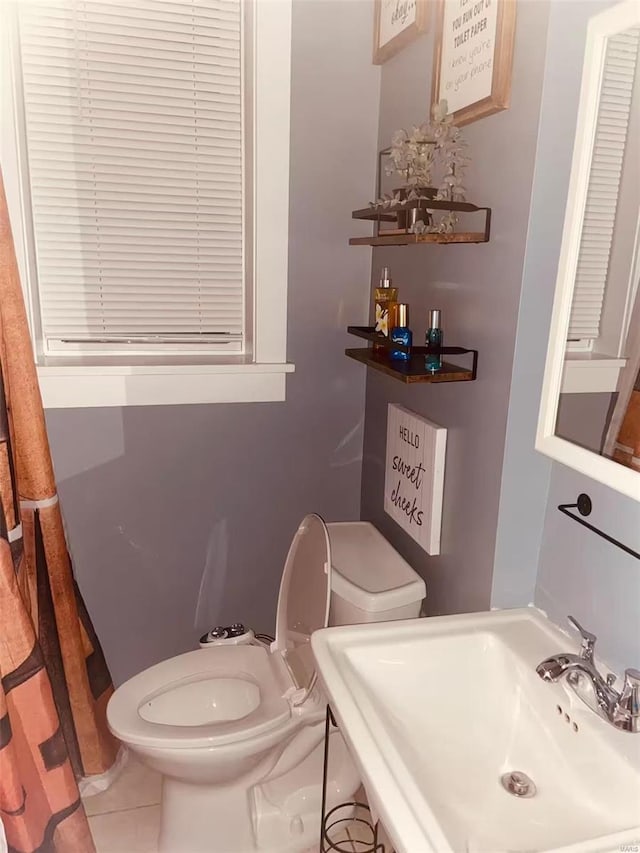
left=373, top=267, right=398, bottom=354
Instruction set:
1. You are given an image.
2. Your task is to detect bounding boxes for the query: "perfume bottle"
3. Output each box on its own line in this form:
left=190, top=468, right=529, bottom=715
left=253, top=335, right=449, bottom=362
left=373, top=267, right=398, bottom=354
left=390, top=304, right=412, bottom=362
left=425, top=308, right=443, bottom=372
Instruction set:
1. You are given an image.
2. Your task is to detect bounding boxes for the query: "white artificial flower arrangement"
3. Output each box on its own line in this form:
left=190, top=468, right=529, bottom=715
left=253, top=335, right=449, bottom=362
left=371, top=100, right=470, bottom=234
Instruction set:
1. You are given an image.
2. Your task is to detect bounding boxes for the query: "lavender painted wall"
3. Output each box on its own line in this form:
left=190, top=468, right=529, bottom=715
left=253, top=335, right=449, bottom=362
left=536, top=469, right=640, bottom=674
left=492, top=0, right=640, bottom=675
left=491, top=0, right=596, bottom=611
left=556, top=393, right=614, bottom=455
left=532, top=0, right=640, bottom=672
left=360, top=0, right=550, bottom=616
left=44, top=0, right=380, bottom=686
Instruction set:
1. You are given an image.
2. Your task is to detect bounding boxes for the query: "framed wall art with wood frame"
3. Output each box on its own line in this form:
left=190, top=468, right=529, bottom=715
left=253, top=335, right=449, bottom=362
left=373, top=0, right=429, bottom=65
left=431, top=0, right=516, bottom=126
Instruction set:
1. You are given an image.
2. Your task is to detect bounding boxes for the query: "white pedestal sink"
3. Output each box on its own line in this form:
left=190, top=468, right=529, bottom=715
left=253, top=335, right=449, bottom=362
left=311, top=608, right=640, bottom=853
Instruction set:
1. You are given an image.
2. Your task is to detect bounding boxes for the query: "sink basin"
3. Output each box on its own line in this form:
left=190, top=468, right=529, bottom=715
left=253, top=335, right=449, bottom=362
left=311, top=608, right=640, bottom=853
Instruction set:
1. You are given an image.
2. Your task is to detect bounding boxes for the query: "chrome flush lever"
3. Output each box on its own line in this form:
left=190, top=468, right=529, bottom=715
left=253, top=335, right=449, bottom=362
left=567, top=615, right=597, bottom=663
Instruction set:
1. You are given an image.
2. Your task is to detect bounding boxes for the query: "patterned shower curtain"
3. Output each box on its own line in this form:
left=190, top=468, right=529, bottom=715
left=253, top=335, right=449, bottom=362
left=0, top=171, right=118, bottom=852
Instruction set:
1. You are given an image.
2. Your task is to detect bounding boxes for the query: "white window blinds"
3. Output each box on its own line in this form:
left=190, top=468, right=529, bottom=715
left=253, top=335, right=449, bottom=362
left=568, top=28, right=639, bottom=344
left=17, top=0, right=244, bottom=355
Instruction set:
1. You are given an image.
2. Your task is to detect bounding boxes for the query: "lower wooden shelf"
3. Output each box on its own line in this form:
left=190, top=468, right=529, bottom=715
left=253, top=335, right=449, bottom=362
left=349, top=231, right=488, bottom=246
left=345, top=327, right=478, bottom=384
left=345, top=348, right=475, bottom=384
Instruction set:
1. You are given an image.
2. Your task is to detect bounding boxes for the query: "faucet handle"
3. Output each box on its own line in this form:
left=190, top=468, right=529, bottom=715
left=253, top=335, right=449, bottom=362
left=619, top=668, right=640, bottom=706
left=614, top=669, right=640, bottom=732
left=567, top=615, right=597, bottom=662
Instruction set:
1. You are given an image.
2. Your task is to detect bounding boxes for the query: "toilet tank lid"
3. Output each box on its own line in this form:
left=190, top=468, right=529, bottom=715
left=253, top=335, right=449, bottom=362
left=326, top=522, right=426, bottom=613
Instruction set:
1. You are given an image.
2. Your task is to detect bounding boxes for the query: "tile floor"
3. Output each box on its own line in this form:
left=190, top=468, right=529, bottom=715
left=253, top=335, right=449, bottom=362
left=322, top=813, right=388, bottom=852
left=83, top=753, right=393, bottom=853
left=84, top=754, right=162, bottom=853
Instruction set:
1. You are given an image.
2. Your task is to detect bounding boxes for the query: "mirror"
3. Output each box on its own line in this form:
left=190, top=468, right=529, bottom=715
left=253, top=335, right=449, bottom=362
left=537, top=0, right=640, bottom=501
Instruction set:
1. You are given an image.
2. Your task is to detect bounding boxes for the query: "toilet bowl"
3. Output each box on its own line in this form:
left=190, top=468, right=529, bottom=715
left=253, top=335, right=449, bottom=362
left=107, top=516, right=426, bottom=853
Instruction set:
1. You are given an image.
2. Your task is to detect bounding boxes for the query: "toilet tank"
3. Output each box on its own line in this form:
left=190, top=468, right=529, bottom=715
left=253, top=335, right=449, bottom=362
left=326, top=522, right=426, bottom=625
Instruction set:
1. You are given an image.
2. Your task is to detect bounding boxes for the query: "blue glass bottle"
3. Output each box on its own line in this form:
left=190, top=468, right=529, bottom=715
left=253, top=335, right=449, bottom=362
left=390, top=304, right=412, bottom=362
left=425, top=308, right=443, bottom=372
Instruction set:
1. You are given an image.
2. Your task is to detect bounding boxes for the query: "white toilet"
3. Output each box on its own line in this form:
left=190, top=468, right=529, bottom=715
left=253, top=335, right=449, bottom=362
left=107, top=516, right=425, bottom=853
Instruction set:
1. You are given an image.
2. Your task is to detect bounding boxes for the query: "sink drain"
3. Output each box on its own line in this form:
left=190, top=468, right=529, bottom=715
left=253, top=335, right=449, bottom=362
left=501, top=771, right=536, bottom=798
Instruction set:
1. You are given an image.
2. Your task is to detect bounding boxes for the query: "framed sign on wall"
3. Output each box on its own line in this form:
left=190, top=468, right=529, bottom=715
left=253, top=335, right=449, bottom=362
left=384, top=404, right=447, bottom=555
left=373, top=0, right=429, bottom=65
left=431, top=0, right=516, bottom=126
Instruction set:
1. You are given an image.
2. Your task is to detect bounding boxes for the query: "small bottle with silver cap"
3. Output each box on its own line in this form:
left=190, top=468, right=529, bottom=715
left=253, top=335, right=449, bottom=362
left=425, top=308, right=443, bottom=372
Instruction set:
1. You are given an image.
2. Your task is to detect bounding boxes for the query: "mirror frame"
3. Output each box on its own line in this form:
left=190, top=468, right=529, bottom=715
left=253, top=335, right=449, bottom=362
left=536, top=0, right=640, bottom=502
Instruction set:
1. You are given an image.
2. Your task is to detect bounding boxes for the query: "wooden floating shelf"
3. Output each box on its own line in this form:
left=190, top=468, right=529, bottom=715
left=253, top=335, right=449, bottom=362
left=352, top=199, right=487, bottom=220
left=350, top=196, right=491, bottom=246
left=349, top=232, right=488, bottom=246
left=345, top=349, right=474, bottom=383
left=345, top=327, right=478, bottom=384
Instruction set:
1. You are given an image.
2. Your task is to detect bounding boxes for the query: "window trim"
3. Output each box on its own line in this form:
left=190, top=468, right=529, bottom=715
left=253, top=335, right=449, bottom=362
left=561, top=28, right=640, bottom=394
left=561, top=352, right=627, bottom=394
left=1, top=0, right=294, bottom=408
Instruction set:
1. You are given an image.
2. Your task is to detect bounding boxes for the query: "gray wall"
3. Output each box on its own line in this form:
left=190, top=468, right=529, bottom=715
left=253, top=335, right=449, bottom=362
left=491, top=0, right=598, bottom=611
left=536, top=468, right=640, bottom=674
left=556, top=392, right=614, bottom=455
left=46, top=0, right=380, bottom=686
left=492, top=0, right=640, bottom=674
left=360, top=0, right=550, bottom=616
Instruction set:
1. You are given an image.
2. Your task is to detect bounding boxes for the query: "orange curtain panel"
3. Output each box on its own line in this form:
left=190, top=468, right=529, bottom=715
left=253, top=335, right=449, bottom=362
left=612, top=371, right=640, bottom=472
left=0, top=170, right=118, bottom=853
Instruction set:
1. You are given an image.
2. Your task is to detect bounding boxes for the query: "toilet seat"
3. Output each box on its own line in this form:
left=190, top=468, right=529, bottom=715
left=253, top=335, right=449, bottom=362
left=107, top=644, right=293, bottom=750
left=108, top=514, right=333, bottom=757
left=271, top=513, right=332, bottom=705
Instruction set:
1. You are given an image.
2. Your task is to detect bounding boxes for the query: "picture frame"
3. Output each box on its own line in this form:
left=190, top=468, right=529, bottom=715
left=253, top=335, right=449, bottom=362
left=373, top=0, right=430, bottom=65
left=384, top=404, right=447, bottom=555
left=431, top=0, right=516, bottom=126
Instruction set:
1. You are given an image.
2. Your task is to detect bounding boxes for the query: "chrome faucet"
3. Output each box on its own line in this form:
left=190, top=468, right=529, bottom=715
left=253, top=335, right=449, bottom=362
left=536, top=616, right=640, bottom=734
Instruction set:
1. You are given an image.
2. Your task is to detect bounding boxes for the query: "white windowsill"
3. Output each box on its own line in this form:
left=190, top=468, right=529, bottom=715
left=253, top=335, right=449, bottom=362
left=561, top=352, right=626, bottom=393
left=37, top=362, right=296, bottom=408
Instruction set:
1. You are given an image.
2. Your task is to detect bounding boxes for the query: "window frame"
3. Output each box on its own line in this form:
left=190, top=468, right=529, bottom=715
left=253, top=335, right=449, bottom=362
left=562, top=24, right=639, bottom=395
left=0, top=0, right=294, bottom=408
